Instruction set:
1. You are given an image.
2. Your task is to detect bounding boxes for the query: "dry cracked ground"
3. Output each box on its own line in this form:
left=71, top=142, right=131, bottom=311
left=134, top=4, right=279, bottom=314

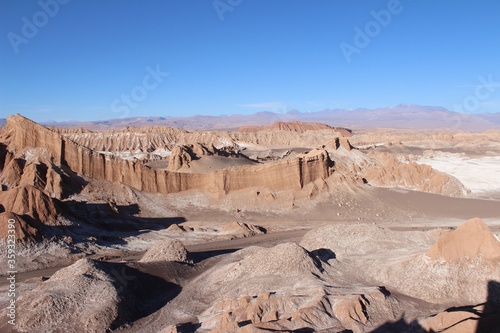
left=0, top=115, right=499, bottom=333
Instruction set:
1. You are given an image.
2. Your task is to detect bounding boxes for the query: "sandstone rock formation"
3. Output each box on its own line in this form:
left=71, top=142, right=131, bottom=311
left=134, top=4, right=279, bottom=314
left=420, top=307, right=483, bottom=333
left=165, top=224, right=187, bottom=233
left=0, top=185, right=60, bottom=225
left=330, top=137, right=353, bottom=150
left=239, top=121, right=352, bottom=136
left=361, top=151, right=467, bottom=197
left=140, top=238, right=189, bottom=263
left=167, top=145, right=196, bottom=171
left=166, top=143, right=244, bottom=172
left=220, top=221, right=266, bottom=238
left=0, top=133, right=70, bottom=243
left=54, top=125, right=188, bottom=156
left=426, top=217, right=500, bottom=261
left=1, top=115, right=334, bottom=195
left=62, top=120, right=352, bottom=156
left=5, top=115, right=466, bottom=201
left=300, top=221, right=500, bottom=306
left=0, top=155, right=78, bottom=199
left=0, top=212, right=40, bottom=242
left=331, top=289, right=400, bottom=333
left=178, top=243, right=402, bottom=333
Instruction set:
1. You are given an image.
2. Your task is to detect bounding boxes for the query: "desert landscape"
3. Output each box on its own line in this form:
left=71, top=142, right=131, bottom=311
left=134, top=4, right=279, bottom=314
left=3, top=0, right=500, bottom=331
left=0, top=113, right=499, bottom=332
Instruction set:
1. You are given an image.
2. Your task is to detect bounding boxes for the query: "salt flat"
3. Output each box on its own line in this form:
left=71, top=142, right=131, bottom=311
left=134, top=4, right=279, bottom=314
left=418, top=153, right=500, bottom=199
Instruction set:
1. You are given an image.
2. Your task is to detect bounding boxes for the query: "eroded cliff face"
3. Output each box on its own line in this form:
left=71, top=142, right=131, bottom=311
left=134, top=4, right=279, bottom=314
left=360, top=151, right=468, bottom=197
left=1, top=115, right=335, bottom=195
left=2, top=115, right=468, bottom=200
left=239, top=121, right=352, bottom=136
left=59, top=121, right=352, bottom=155
left=141, top=148, right=333, bottom=194
left=0, top=212, right=40, bottom=243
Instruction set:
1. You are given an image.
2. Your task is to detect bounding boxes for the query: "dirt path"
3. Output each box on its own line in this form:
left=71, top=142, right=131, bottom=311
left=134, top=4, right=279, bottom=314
left=4, top=219, right=499, bottom=286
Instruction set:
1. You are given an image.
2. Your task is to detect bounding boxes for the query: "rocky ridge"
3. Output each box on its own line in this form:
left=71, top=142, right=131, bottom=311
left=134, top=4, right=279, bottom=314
left=1, top=115, right=334, bottom=195
left=0, top=114, right=472, bottom=246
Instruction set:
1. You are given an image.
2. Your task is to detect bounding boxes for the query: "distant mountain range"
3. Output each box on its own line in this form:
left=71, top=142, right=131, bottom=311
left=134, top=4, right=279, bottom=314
left=5, top=105, right=500, bottom=131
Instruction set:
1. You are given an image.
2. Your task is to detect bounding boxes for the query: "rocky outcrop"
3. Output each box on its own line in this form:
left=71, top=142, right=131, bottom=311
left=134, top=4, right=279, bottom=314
left=0, top=120, right=79, bottom=242
left=153, top=148, right=333, bottom=193
left=14, top=259, right=175, bottom=333
left=62, top=121, right=353, bottom=156
left=202, top=293, right=342, bottom=333
left=331, top=289, right=400, bottom=333
left=330, top=137, right=354, bottom=150
left=0, top=185, right=60, bottom=226
left=1, top=156, right=78, bottom=199
left=239, top=121, right=352, bottom=136
left=1, top=115, right=335, bottom=195
left=0, top=212, right=40, bottom=242
left=167, top=143, right=239, bottom=171
left=420, top=307, right=483, bottom=333
left=2, top=115, right=468, bottom=201
left=57, top=125, right=188, bottom=155
left=426, top=217, right=500, bottom=261
left=220, top=221, right=266, bottom=239
left=140, top=238, right=190, bottom=263
left=196, top=243, right=401, bottom=333
left=301, top=221, right=500, bottom=306
left=167, top=145, right=196, bottom=171
left=361, top=151, right=467, bottom=197
left=15, top=259, right=124, bottom=332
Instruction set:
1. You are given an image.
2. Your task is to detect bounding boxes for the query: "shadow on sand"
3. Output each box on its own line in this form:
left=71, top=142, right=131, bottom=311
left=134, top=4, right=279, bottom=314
left=476, top=280, right=500, bottom=333
left=189, top=248, right=241, bottom=264
left=92, top=261, right=182, bottom=330
left=370, top=280, right=500, bottom=333
left=43, top=201, right=187, bottom=246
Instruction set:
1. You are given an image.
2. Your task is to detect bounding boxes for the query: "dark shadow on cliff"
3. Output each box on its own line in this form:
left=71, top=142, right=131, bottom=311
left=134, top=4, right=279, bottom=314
left=66, top=201, right=185, bottom=230
left=49, top=162, right=89, bottom=199
left=0, top=142, right=11, bottom=173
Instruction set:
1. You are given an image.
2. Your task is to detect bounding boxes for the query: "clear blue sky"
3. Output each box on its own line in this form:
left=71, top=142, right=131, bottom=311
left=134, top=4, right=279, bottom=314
left=1, top=0, right=499, bottom=122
